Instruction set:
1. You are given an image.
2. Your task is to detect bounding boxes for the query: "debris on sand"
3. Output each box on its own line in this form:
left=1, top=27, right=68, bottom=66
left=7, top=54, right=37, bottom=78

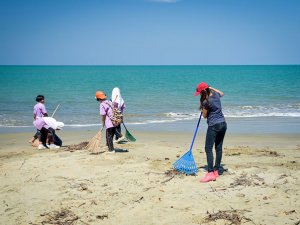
left=202, top=209, right=253, bottom=225
left=96, top=214, right=108, bottom=220
left=229, top=173, right=265, bottom=188
left=164, top=168, right=184, bottom=177
left=40, top=208, right=79, bottom=225
left=161, top=168, right=185, bottom=184
left=225, top=146, right=280, bottom=157
left=67, top=142, right=88, bottom=151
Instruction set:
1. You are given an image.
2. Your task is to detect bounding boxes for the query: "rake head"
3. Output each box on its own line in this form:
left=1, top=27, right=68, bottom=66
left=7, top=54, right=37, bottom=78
left=125, top=130, right=136, bottom=142
left=173, top=150, right=198, bottom=175
left=86, top=130, right=102, bottom=153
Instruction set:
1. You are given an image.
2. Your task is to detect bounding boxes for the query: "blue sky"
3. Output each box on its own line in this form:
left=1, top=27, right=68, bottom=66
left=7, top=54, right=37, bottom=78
left=0, top=0, right=299, bottom=65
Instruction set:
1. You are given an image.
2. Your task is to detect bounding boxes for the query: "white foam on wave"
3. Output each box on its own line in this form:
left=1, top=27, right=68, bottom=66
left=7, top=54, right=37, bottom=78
left=224, top=104, right=300, bottom=118
left=1, top=104, right=300, bottom=128
left=165, top=112, right=198, bottom=120
left=0, top=125, right=32, bottom=128
left=165, top=109, right=300, bottom=120
left=226, top=112, right=300, bottom=118
left=241, top=105, right=256, bottom=109
left=64, top=123, right=100, bottom=127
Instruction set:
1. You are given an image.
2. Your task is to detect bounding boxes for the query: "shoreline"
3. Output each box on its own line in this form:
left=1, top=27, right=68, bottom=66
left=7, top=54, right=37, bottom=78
left=0, top=130, right=299, bottom=224
left=1, top=129, right=300, bottom=152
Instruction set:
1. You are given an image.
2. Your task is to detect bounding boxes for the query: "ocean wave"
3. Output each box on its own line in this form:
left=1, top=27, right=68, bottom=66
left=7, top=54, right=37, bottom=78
left=224, top=104, right=300, bottom=118
left=129, top=119, right=179, bottom=125
left=241, top=105, right=257, bottom=109
left=165, top=108, right=300, bottom=119
left=0, top=125, right=32, bottom=128
left=64, top=123, right=100, bottom=127
left=1, top=105, right=300, bottom=128
left=165, top=112, right=198, bottom=120
left=227, top=112, right=300, bottom=118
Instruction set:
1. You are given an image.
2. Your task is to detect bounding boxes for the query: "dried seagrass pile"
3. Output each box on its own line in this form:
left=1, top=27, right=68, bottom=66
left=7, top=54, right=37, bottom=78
left=40, top=208, right=79, bottom=225
left=67, top=142, right=88, bottom=151
left=202, top=209, right=253, bottom=225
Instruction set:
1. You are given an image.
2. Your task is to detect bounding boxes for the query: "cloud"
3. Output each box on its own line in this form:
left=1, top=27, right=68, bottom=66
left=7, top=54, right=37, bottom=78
left=149, top=0, right=180, bottom=3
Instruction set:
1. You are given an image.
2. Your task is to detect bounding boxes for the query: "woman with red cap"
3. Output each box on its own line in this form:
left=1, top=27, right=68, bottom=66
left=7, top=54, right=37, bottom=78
left=194, top=82, right=227, bottom=183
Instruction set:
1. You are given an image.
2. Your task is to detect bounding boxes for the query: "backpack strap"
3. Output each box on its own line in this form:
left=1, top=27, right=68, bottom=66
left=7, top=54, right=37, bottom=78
left=104, top=100, right=114, bottom=112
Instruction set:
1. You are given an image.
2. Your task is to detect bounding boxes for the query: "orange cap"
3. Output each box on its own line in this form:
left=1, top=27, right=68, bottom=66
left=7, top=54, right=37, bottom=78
left=95, top=91, right=107, bottom=100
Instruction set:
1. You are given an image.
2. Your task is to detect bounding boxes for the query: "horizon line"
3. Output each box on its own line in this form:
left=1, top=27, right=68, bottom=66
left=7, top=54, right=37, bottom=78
left=0, top=64, right=300, bottom=66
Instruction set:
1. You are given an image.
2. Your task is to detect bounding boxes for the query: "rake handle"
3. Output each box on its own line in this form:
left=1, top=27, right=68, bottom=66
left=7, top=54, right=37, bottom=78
left=189, top=112, right=202, bottom=151
left=51, top=104, right=60, bottom=117
left=122, top=122, right=128, bottom=131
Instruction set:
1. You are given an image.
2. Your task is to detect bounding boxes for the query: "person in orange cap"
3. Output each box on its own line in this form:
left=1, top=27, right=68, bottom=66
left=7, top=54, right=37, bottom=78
left=95, top=91, right=116, bottom=153
left=194, top=82, right=227, bottom=183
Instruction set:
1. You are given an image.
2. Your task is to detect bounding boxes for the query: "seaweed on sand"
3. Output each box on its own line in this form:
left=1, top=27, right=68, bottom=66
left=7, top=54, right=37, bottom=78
left=67, top=142, right=88, bottom=151
left=202, top=209, right=253, bottom=225
left=40, top=208, right=79, bottom=225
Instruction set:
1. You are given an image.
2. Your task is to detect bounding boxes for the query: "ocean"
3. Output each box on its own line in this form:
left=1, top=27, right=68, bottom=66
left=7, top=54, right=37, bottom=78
left=1, top=65, right=300, bottom=134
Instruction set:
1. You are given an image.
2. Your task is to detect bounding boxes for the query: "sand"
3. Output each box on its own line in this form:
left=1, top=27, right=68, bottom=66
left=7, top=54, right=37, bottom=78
left=0, top=130, right=300, bottom=225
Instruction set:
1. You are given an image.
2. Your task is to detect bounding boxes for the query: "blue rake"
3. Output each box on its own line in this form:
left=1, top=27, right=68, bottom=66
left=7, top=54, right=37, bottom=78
left=173, top=112, right=202, bottom=175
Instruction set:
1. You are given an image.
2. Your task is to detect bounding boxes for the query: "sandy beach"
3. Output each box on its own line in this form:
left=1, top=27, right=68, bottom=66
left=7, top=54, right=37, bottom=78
left=0, top=130, right=299, bottom=225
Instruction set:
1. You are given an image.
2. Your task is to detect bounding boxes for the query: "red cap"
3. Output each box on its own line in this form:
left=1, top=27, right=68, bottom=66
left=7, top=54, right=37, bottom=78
left=194, top=82, right=209, bottom=96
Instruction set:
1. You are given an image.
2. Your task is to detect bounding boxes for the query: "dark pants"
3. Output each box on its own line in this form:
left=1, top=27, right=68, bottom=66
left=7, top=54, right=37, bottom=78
left=34, top=129, right=41, bottom=141
left=54, top=133, right=62, bottom=146
left=40, top=127, right=62, bottom=146
left=40, top=127, right=51, bottom=145
left=115, top=124, right=122, bottom=140
left=106, top=127, right=116, bottom=151
left=205, top=122, right=227, bottom=173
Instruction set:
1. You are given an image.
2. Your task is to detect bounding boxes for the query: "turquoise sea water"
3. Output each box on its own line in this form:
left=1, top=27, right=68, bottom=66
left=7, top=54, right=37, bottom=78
left=0, top=65, right=300, bottom=134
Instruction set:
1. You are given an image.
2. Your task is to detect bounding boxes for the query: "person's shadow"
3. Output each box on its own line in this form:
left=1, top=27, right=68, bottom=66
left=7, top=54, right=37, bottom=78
left=114, top=148, right=129, bottom=153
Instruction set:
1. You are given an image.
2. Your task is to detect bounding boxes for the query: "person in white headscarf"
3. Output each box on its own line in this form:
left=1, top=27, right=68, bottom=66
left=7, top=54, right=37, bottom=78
left=111, top=87, right=126, bottom=142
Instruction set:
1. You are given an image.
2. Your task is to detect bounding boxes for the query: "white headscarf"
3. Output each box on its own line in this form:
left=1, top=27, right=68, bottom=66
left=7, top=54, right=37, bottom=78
left=43, top=117, right=64, bottom=130
left=111, top=87, right=124, bottom=108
